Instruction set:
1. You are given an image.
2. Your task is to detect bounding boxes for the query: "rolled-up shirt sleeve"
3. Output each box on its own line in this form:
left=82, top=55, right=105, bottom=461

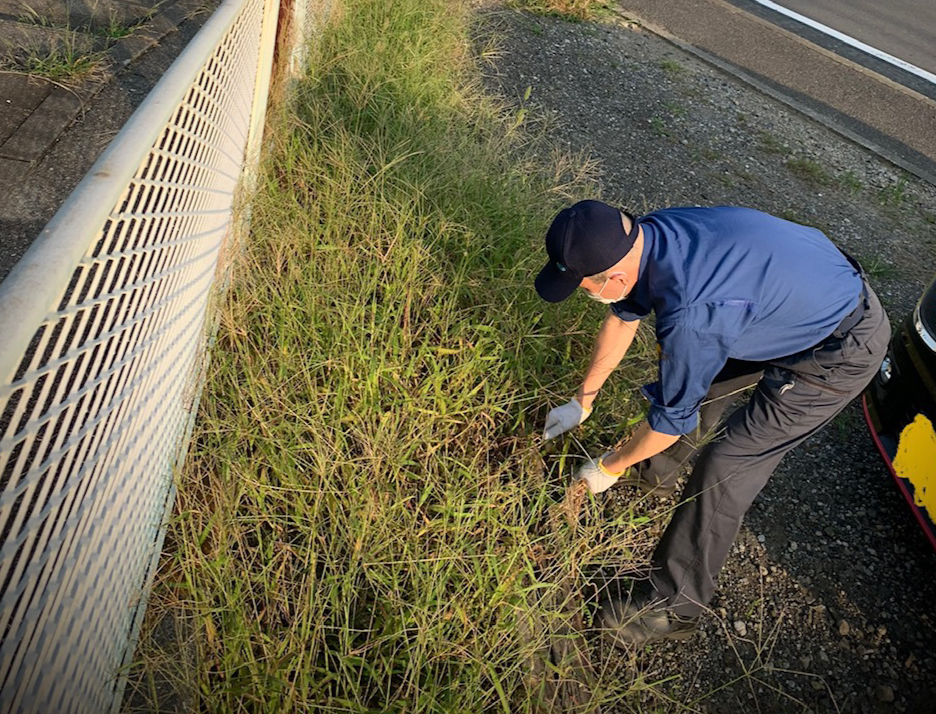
left=641, top=319, right=735, bottom=436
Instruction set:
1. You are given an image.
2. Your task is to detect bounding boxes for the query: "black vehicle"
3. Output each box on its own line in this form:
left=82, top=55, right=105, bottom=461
left=864, top=275, right=936, bottom=551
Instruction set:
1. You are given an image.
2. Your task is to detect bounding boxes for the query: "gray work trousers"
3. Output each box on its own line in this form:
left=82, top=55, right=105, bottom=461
left=638, top=284, right=891, bottom=618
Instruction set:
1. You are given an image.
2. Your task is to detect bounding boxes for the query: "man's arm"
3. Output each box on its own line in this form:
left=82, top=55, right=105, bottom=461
left=601, top=317, right=737, bottom=473
left=576, top=312, right=640, bottom=410
left=601, top=421, right=680, bottom=473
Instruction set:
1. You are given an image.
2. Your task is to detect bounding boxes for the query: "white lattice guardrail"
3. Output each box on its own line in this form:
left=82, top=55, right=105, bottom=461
left=0, top=0, right=322, bottom=710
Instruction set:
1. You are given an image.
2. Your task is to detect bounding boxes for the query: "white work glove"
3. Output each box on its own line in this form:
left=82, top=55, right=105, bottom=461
left=543, top=397, right=592, bottom=440
left=575, top=453, right=626, bottom=494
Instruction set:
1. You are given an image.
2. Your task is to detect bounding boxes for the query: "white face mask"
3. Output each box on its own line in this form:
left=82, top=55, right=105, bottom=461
left=585, top=291, right=620, bottom=305
left=585, top=274, right=628, bottom=304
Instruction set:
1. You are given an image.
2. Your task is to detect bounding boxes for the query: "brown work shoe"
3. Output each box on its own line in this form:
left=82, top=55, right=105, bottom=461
left=618, top=471, right=678, bottom=498
left=597, top=591, right=699, bottom=648
left=622, top=459, right=682, bottom=497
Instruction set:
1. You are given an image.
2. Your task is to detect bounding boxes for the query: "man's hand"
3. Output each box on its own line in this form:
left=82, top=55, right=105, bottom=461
left=575, top=453, right=626, bottom=494
left=543, top=397, right=591, bottom=440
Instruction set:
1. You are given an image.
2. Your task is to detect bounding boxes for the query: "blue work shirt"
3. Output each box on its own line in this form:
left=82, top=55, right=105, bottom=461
left=610, top=206, right=862, bottom=436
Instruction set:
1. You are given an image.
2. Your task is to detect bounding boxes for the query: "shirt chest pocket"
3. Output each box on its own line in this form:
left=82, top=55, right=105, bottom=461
left=660, top=300, right=757, bottom=342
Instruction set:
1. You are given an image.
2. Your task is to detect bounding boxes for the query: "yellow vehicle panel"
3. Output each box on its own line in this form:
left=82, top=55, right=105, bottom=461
left=892, top=414, right=936, bottom=522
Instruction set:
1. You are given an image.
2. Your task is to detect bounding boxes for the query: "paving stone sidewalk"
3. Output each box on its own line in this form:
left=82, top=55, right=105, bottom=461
left=0, top=0, right=206, bottom=163
left=0, top=0, right=215, bottom=282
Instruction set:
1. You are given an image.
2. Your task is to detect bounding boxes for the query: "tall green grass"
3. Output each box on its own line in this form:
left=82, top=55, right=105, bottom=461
left=131, top=0, right=660, bottom=710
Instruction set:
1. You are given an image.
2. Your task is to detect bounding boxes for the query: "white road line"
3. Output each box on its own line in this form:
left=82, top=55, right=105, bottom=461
left=751, top=0, right=936, bottom=85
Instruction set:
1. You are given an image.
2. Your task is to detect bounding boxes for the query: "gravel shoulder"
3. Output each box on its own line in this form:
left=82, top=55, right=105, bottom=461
left=472, top=4, right=936, bottom=712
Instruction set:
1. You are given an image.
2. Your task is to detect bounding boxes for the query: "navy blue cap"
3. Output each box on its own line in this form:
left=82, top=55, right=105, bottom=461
left=535, top=200, right=638, bottom=303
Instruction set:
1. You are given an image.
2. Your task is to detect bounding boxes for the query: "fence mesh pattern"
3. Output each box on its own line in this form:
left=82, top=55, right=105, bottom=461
left=0, top=1, right=268, bottom=711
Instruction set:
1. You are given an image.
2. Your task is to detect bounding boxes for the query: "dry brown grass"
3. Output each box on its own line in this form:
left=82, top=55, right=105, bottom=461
left=509, top=0, right=613, bottom=22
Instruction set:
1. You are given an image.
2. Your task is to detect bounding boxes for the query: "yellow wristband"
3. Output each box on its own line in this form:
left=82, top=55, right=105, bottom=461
left=573, top=397, right=592, bottom=416
left=597, top=456, right=625, bottom=478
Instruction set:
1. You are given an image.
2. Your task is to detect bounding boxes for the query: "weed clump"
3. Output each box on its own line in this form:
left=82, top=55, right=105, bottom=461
left=785, top=157, right=833, bottom=186
left=509, top=0, right=614, bottom=22
left=1, top=28, right=107, bottom=85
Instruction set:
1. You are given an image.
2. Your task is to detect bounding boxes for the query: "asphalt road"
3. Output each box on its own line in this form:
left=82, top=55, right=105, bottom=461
left=772, top=0, right=936, bottom=77
left=727, top=0, right=936, bottom=101
left=616, top=0, right=936, bottom=186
